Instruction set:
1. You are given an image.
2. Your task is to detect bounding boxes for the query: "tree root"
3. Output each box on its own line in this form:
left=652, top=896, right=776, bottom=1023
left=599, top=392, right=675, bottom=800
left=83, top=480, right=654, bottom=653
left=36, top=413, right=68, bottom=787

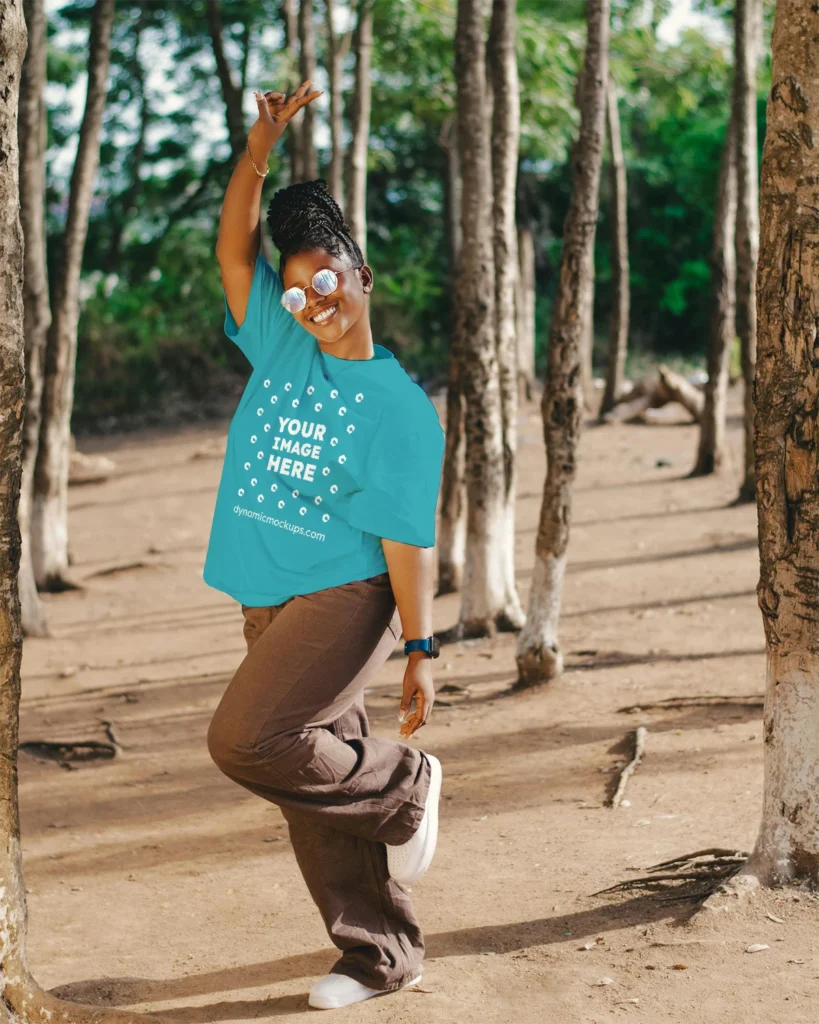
left=4, top=980, right=159, bottom=1023
left=19, top=739, right=119, bottom=769
left=608, top=726, right=647, bottom=807
left=591, top=848, right=749, bottom=904
left=618, top=694, right=763, bottom=714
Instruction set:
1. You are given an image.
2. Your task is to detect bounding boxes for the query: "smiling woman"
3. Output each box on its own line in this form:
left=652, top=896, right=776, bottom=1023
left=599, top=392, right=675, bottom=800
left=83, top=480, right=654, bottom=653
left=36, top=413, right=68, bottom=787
left=206, top=81, right=446, bottom=1013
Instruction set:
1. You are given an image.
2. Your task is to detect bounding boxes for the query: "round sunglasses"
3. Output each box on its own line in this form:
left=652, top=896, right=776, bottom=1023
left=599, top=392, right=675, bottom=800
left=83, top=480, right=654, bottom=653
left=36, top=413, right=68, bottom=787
left=280, top=265, right=363, bottom=315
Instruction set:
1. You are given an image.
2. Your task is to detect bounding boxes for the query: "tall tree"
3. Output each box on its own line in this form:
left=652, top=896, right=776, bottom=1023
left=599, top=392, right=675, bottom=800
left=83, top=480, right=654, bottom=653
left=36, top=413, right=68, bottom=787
left=488, top=0, right=525, bottom=630
left=446, top=0, right=515, bottom=637
left=324, top=0, right=349, bottom=206
left=515, top=0, right=610, bottom=684
left=206, top=0, right=246, bottom=157
left=691, top=115, right=737, bottom=476
left=17, top=0, right=51, bottom=637
left=298, top=0, right=319, bottom=181
left=734, top=0, right=761, bottom=502
left=516, top=169, right=536, bottom=403
left=436, top=114, right=466, bottom=596
left=30, top=0, right=116, bottom=591
left=282, top=0, right=304, bottom=183
left=718, top=0, right=819, bottom=893
left=599, top=73, right=630, bottom=418
left=0, top=9, right=153, bottom=1022
left=345, top=0, right=373, bottom=257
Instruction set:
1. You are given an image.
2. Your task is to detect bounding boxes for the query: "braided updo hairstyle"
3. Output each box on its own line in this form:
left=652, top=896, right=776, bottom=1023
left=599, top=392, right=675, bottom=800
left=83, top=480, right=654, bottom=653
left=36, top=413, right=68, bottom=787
left=266, top=179, right=364, bottom=279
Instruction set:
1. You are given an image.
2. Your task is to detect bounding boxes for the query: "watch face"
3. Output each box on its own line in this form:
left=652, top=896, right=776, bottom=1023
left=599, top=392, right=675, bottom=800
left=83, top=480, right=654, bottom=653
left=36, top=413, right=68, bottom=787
left=431, top=636, right=440, bottom=657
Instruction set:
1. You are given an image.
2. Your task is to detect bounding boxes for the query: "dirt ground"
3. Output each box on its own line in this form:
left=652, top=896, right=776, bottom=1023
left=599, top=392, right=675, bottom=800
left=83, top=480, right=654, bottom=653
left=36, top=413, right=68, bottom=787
left=18, top=383, right=817, bottom=1024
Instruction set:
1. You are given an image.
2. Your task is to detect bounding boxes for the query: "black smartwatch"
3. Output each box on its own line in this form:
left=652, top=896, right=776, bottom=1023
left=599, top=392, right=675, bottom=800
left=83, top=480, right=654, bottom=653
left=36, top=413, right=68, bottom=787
left=404, top=636, right=440, bottom=658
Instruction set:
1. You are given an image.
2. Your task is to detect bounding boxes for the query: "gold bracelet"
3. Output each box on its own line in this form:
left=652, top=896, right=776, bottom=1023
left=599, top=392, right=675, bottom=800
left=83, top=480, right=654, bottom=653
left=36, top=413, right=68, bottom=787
left=246, top=141, right=269, bottom=178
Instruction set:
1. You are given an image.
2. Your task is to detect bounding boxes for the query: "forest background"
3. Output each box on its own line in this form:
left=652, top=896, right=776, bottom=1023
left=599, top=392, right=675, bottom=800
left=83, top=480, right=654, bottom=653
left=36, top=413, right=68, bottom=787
left=43, top=0, right=762, bottom=433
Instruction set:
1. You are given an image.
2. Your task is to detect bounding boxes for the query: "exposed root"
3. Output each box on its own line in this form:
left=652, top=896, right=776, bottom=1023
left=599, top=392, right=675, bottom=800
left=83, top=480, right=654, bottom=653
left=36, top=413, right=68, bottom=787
left=591, top=848, right=749, bottom=904
left=19, top=739, right=118, bottom=769
left=618, top=694, right=763, bottom=714
left=608, top=726, right=647, bottom=807
left=4, top=980, right=159, bottom=1023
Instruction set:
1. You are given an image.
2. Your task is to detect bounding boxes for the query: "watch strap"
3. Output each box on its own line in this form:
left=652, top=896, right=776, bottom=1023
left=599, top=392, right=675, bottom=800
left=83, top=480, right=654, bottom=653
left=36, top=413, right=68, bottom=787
left=404, top=636, right=440, bottom=658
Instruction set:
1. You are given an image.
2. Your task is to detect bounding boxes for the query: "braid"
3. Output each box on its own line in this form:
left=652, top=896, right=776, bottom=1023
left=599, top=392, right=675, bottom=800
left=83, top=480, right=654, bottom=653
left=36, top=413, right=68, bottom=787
left=266, top=179, right=363, bottom=276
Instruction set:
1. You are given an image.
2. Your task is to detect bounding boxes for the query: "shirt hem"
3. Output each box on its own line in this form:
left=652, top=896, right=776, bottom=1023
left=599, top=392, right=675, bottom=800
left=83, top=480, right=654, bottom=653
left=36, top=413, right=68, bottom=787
left=203, top=555, right=389, bottom=608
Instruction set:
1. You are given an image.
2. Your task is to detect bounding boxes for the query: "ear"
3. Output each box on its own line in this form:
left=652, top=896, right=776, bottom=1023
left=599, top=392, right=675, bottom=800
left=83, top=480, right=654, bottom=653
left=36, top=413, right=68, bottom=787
left=360, top=265, right=374, bottom=294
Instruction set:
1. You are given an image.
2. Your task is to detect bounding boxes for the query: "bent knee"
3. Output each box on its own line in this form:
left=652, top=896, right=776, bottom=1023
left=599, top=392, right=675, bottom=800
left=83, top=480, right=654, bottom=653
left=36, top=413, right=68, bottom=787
left=207, top=711, right=254, bottom=773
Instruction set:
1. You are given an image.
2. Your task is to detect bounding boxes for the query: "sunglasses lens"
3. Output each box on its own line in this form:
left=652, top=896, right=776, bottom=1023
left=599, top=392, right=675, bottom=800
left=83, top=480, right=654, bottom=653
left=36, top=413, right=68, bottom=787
left=313, top=269, right=338, bottom=296
left=281, top=288, right=306, bottom=313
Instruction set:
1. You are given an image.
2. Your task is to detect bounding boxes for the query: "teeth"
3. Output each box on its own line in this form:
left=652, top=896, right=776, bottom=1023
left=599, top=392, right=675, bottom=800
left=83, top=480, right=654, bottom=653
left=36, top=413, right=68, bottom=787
left=312, top=304, right=337, bottom=324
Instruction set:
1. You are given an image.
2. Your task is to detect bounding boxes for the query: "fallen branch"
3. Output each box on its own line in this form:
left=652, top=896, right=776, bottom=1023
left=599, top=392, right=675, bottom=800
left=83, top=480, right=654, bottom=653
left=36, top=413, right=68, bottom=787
left=608, top=726, right=647, bottom=808
left=657, top=364, right=705, bottom=422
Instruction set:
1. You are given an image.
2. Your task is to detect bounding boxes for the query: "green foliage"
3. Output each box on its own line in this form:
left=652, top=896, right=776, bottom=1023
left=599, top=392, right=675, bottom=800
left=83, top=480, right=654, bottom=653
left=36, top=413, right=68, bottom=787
left=41, top=0, right=772, bottom=428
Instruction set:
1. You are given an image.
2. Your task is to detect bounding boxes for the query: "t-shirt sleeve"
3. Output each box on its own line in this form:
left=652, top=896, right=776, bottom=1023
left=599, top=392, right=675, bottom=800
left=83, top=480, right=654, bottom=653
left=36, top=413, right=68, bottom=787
left=223, top=251, right=293, bottom=368
left=348, top=401, right=445, bottom=547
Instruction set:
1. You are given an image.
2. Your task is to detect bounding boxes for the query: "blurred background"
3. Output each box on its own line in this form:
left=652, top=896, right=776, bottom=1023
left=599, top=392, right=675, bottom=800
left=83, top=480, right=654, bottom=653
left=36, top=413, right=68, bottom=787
left=42, top=0, right=765, bottom=433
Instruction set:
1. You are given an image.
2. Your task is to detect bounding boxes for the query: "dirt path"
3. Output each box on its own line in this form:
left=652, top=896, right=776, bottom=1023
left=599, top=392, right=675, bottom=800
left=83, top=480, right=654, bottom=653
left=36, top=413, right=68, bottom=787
left=19, top=387, right=815, bottom=1024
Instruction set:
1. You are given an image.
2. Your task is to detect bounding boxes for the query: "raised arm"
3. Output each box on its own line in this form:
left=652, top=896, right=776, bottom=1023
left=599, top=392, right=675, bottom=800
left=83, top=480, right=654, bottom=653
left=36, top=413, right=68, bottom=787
left=215, top=81, right=322, bottom=328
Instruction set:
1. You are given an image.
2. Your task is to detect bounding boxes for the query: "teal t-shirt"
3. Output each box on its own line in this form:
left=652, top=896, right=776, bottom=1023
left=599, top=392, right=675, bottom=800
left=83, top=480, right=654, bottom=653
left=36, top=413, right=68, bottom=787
left=202, top=252, right=446, bottom=607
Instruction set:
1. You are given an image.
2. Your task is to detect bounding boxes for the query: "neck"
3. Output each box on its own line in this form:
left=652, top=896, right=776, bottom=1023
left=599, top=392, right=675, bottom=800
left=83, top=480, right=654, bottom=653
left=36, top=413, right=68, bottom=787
left=318, top=315, right=374, bottom=361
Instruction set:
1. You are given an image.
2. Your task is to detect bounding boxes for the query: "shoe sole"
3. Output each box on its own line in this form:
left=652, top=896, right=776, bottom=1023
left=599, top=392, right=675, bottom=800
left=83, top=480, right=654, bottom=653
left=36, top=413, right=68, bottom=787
left=403, top=753, right=442, bottom=884
left=308, top=974, right=423, bottom=1009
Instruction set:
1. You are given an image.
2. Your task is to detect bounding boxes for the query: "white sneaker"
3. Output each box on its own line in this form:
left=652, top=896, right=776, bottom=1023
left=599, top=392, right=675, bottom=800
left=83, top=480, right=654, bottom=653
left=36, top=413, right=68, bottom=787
left=307, top=971, right=422, bottom=1009
left=386, top=752, right=442, bottom=885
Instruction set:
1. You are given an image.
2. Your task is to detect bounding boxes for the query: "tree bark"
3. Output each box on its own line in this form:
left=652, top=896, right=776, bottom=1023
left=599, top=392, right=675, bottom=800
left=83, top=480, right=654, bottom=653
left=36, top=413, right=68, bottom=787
left=515, top=0, right=609, bottom=685
left=30, top=0, right=115, bottom=592
left=599, top=73, right=629, bottom=418
left=345, top=0, right=373, bottom=258
left=487, top=0, right=525, bottom=630
left=445, top=0, right=506, bottom=638
left=0, top=8, right=157, bottom=1019
left=515, top=168, right=536, bottom=403
left=691, top=114, right=737, bottom=476
left=206, top=0, right=246, bottom=157
left=298, top=0, right=319, bottom=181
left=17, top=0, right=50, bottom=638
left=735, top=0, right=761, bottom=503
left=324, top=0, right=346, bottom=206
left=282, top=0, right=304, bottom=184
left=732, top=0, right=819, bottom=890
left=436, top=114, right=466, bottom=595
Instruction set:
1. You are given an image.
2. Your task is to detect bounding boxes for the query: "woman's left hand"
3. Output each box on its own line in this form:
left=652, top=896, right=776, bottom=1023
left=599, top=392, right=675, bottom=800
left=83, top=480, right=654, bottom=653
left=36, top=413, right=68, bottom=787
left=398, top=656, right=435, bottom=739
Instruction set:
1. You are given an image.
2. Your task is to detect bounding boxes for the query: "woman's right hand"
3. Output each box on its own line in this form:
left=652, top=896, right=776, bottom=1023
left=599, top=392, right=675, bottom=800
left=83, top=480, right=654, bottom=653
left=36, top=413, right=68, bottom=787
left=248, top=80, right=323, bottom=159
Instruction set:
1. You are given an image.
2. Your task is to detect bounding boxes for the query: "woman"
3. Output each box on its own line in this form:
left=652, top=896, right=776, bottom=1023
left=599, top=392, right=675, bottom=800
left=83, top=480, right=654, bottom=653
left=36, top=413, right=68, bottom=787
left=202, top=80, right=445, bottom=1011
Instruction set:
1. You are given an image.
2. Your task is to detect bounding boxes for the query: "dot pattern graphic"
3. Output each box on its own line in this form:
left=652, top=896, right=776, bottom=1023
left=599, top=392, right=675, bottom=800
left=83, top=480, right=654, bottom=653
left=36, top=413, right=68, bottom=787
left=236, top=377, right=366, bottom=531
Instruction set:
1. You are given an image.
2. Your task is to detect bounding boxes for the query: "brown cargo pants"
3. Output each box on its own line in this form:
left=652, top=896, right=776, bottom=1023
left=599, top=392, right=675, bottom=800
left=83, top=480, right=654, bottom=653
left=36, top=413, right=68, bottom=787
left=207, top=571, right=432, bottom=992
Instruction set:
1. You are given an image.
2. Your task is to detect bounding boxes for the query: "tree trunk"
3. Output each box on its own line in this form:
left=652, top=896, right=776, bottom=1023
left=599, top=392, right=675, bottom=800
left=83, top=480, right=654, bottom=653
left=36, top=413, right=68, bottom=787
left=599, top=73, right=629, bottom=418
left=206, top=0, right=246, bottom=157
left=282, top=0, right=304, bottom=184
left=445, top=0, right=506, bottom=638
left=324, top=0, right=345, bottom=206
left=488, top=0, right=525, bottom=631
left=437, top=360, right=467, bottom=595
left=17, top=0, right=51, bottom=638
left=298, top=0, right=319, bottom=181
left=0, top=10, right=156, bottom=1020
left=516, top=168, right=536, bottom=403
left=345, top=0, right=373, bottom=258
left=107, top=1, right=150, bottom=268
left=30, top=0, right=115, bottom=592
left=515, top=0, right=609, bottom=686
left=436, top=114, right=466, bottom=596
left=719, top=0, right=819, bottom=891
left=735, top=0, right=761, bottom=503
left=691, top=114, right=737, bottom=476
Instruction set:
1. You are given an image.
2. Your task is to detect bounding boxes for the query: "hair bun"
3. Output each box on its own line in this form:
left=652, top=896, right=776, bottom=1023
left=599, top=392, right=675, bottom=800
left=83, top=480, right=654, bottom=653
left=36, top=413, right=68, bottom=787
left=267, top=178, right=354, bottom=255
